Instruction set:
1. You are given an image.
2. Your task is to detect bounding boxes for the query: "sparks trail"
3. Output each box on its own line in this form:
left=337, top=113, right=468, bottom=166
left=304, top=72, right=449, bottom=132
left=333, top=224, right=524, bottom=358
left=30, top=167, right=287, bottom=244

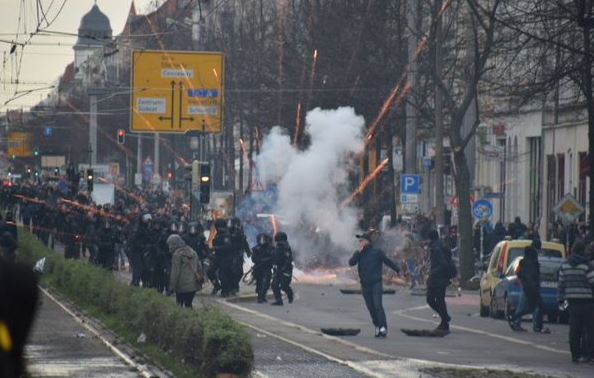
left=342, top=158, right=389, bottom=207
left=364, top=37, right=428, bottom=148
left=270, top=215, right=279, bottom=235
left=293, top=102, right=303, bottom=148
left=14, top=194, right=130, bottom=224
left=305, top=49, right=319, bottom=113
left=57, top=198, right=129, bottom=224
left=364, top=0, right=452, bottom=147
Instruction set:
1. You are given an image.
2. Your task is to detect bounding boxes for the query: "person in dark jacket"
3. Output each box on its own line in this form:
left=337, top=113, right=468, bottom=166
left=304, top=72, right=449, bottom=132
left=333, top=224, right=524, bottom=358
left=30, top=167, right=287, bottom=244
left=349, top=231, right=400, bottom=337
left=213, top=219, right=235, bottom=297
left=95, top=221, right=116, bottom=270
left=252, top=233, right=274, bottom=303
left=0, top=232, right=17, bottom=263
left=0, top=258, right=39, bottom=378
left=271, top=232, right=294, bottom=306
left=508, top=239, right=550, bottom=333
left=558, top=240, right=594, bottom=362
left=426, top=230, right=453, bottom=332
left=4, top=212, right=17, bottom=243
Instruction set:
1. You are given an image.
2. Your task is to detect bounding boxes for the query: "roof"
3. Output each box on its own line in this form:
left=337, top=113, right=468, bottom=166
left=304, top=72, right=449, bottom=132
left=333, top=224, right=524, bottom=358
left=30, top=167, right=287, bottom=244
left=497, top=239, right=565, bottom=249
left=75, top=4, right=112, bottom=48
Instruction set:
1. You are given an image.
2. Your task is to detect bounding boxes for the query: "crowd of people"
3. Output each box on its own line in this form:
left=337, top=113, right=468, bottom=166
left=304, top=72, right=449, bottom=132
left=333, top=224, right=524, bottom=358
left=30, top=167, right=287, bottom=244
left=3, top=180, right=594, bottom=364
left=0, top=183, right=294, bottom=307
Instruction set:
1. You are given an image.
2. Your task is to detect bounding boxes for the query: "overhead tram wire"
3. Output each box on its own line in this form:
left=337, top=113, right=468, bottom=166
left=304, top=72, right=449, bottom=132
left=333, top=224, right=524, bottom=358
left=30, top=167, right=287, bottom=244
left=4, top=0, right=69, bottom=105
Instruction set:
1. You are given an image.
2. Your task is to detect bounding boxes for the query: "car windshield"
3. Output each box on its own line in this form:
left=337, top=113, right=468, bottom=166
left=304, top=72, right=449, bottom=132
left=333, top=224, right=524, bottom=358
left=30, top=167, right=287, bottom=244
left=508, top=247, right=562, bottom=264
left=504, top=257, right=563, bottom=280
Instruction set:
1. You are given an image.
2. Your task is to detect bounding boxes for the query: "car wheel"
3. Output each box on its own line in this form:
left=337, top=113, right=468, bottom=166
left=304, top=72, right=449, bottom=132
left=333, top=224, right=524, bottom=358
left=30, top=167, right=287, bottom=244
left=479, top=293, right=490, bottom=317
left=490, top=295, right=503, bottom=319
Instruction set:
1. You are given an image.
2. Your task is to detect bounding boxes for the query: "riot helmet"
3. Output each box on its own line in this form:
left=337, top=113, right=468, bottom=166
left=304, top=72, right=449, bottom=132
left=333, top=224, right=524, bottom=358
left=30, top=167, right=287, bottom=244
left=257, top=233, right=272, bottom=246
left=274, top=232, right=288, bottom=242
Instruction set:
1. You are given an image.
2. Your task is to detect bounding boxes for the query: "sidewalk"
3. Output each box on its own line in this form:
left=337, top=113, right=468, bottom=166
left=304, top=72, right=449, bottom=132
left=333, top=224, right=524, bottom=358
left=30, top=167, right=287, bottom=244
left=26, top=290, right=142, bottom=377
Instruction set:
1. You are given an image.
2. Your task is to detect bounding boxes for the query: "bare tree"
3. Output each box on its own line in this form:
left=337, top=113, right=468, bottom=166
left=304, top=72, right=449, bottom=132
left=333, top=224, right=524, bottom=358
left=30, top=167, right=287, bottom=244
left=424, top=0, right=504, bottom=284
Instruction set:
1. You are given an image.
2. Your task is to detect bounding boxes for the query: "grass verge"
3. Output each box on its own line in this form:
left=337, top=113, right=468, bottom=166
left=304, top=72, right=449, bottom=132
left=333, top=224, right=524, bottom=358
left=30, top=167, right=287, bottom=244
left=17, top=231, right=254, bottom=377
left=420, top=367, right=553, bottom=378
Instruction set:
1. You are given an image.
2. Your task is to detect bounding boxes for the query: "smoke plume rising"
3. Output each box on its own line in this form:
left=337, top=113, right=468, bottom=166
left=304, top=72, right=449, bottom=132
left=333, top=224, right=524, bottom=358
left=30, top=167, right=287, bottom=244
left=253, top=107, right=365, bottom=266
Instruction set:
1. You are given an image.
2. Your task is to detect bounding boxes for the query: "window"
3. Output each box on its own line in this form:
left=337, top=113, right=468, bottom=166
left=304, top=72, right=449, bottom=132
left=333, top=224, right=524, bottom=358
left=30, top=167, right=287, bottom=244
left=579, top=152, right=588, bottom=221
left=528, top=137, right=542, bottom=223
left=488, top=245, right=502, bottom=274
left=546, top=155, right=556, bottom=226
left=557, top=154, right=565, bottom=199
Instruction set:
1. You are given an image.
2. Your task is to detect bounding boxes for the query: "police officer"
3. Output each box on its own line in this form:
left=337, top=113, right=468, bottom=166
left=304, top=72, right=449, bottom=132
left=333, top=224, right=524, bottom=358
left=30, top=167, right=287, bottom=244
left=251, top=233, right=274, bottom=303
left=185, top=222, right=209, bottom=263
left=63, top=214, right=81, bottom=260
left=95, top=220, right=116, bottom=270
left=228, top=218, right=251, bottom=296
left=271, top=232, right=294, bottom=306
left=210, top=219, right=230, bottom=296
left=129, top=214, right=152, bottom=286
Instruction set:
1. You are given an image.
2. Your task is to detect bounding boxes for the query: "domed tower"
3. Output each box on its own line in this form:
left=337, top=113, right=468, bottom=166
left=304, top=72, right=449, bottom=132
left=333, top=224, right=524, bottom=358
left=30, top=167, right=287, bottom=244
left=73, top=2, right=112, bottom=77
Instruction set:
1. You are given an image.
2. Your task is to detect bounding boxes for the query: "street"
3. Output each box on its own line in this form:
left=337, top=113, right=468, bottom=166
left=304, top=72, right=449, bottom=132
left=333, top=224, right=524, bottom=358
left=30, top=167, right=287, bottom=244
left=223, top=284, right=593, bottom=378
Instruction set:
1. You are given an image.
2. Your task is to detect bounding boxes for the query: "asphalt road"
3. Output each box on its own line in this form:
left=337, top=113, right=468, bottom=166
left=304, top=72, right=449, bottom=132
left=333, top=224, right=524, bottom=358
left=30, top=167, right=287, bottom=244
left=230, top=284, right=594, bottom=378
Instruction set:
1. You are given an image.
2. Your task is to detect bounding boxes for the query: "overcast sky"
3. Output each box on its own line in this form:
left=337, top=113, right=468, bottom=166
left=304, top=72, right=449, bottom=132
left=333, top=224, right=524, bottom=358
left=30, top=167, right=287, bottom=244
left=0, top=0, right=155, bottom=111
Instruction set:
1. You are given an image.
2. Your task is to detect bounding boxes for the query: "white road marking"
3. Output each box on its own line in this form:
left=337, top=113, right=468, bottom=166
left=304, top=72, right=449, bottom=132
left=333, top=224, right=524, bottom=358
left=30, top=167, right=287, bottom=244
left=220, top=299, right=395, bottom=359
left=220, top=299, right=569, bottom=377
left=39, top=287, right=158, bottom=377
left=394, top=306, right=570, bottom=355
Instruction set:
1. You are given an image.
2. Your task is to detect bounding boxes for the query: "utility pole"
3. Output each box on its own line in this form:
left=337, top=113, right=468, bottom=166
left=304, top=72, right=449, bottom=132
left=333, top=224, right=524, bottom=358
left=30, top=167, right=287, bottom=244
left=192, top=1, right=209, bottom=165
left=89, top=93, right=98, bottom=166
left=154, top=133, right=160, bottom=178
left=136, top=134, right=142, bottom=178
left=434, top=0, right=445, bottom=226
left=405, top=0, right=419, bottom=175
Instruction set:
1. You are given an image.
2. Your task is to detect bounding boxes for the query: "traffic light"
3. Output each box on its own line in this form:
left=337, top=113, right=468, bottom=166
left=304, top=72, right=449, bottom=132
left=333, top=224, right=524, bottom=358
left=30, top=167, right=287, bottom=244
left=117, top=129, right=125, bottom=144
left=54, top=168, right=59, bottom=175
left=33, top=147, right=39, bottom=157
left=199, top=162, right=211, bottom=204
left=86, top=168, right=94, bottom=192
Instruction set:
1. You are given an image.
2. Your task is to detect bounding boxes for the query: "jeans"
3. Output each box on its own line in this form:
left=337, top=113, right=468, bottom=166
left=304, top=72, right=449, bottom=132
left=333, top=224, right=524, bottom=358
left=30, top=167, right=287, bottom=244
left=407, top=259, right=419, bottom=288
left=511, top=290, right=543, bottom=331
left=568, top=302, right=594, bottom=360
left=362, top=281, right=387, bottom=328
left=427, top=285, right=450, bottom=324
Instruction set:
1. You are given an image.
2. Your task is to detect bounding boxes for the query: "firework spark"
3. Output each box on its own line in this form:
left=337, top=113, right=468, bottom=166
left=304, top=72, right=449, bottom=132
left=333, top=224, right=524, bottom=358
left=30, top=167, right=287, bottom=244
left=342, top=158, right=389, bottom=207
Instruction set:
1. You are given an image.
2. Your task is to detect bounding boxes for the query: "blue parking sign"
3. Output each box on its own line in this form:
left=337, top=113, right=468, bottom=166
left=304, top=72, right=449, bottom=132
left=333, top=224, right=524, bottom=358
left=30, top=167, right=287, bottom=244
left=400, top=174, right=421, bottom=194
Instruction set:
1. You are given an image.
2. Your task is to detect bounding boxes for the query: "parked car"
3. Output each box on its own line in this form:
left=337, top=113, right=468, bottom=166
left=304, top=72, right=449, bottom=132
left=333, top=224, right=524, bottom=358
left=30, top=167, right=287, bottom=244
left=490, top=256, right=568, bottom=323
left=479, top=239, right=565, bottom=317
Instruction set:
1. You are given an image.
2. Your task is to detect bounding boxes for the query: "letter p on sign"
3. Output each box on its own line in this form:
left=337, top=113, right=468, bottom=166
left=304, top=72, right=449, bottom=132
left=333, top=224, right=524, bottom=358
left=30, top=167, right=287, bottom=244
left=400, top=174, right=421, bottom=194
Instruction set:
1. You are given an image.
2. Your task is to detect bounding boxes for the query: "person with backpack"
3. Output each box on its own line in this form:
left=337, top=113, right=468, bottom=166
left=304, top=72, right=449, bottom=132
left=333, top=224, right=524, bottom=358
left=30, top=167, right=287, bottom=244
left=426, top=230, right=455, bottom=333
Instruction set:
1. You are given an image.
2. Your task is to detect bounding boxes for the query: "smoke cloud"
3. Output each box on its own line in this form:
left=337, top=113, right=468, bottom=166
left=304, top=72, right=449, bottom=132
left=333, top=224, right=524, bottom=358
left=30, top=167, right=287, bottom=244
left=251, top=107, right=366, bottom=266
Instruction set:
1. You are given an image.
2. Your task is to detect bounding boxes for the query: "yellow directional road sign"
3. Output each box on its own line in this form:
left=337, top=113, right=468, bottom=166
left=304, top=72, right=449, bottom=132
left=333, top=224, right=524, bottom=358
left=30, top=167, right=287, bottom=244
left=130, top=50, right=224, bottom=134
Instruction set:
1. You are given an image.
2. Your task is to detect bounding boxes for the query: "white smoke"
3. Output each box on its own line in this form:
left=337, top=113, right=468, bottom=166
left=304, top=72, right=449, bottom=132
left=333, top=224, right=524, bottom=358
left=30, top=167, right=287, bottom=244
left=255, top=107, right=366, bottom=264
